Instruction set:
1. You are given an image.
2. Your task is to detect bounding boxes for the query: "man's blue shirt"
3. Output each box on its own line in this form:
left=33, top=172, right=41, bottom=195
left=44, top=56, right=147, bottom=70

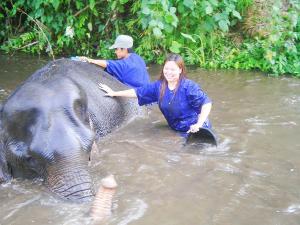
left=106, top=53, right=150, bottom=88
left=135, top=78, right=212, bottom=132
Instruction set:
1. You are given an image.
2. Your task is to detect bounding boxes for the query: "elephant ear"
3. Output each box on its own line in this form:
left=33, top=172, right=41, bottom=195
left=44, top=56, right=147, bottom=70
left=0, top=104, right=11, bottom=183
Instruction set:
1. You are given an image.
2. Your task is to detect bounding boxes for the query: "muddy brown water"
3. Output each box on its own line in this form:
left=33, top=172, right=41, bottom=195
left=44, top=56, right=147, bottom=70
left=0, top=53, right=300, bottom=225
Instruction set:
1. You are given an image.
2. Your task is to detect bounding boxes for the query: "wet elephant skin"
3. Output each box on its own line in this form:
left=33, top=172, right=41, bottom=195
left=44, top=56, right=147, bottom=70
left=0, top=59, right=139, bottom=201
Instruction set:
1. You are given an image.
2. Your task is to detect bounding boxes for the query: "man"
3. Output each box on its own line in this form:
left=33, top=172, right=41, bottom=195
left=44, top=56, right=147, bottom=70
left=80, top=35, right=150, bottom=88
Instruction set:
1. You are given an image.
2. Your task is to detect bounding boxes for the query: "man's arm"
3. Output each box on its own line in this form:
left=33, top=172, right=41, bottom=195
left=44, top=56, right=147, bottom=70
left=78, top=57, right=108, bottom=68
left=87, top=59, right=108, bottom=68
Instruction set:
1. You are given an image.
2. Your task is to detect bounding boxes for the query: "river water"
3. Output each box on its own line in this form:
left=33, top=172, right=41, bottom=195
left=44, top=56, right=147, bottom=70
left=0, top=53, right=300, bottom=225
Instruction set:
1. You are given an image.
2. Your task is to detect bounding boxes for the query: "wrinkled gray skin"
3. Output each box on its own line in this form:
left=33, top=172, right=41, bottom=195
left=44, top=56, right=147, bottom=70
left=0, top=59, right=140, bottom=202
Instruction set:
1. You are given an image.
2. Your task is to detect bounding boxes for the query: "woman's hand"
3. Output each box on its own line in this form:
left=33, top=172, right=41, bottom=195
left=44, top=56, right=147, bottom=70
left=99, top=83, right=115, bottom=97
left=187, top=103, right=212, bottom=133
left=187, top=123, right=202, bottom=133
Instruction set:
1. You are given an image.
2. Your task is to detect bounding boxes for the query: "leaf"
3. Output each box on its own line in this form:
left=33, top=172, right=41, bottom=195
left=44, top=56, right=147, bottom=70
left=170, top=41, right=182, bottom=53
left=164, top=24, right=174, bottom=33
left=170, top=7, right=176, bottom=14
left=145, top=0, right=157, bottom=5
left=181, top=33, right=196, bottom=42
left=88, top=22, right=93, bottom=32
left=183, top=0, right=195, bottom=10
left=76, top=1, right=84, bottom=10
left=141, top=19, right=148, bottom=29
left=265, top=50, right=276, bottom=63
left=171, top=16, right=178, bottom=27
left=178, top=4, right=185, bottom=14
left=205, top=4, right=213, bottom=15
left=165, top=14, right=174, bottom=24
left=290, top=13, right=298, bottom=27
left=52, top=0, right=60, bottom=10
left=153, top=27, right=162, bottom=37
left=111, top=1, right=117, bottom=10
left=157, top=21, right=164, bottom=29
left=218, top=20, right=228, bottom=32
left=98, top=24, right=105, bottom=32
left=89, top=0, right=95, bottom=10
left=10, top=6, right=17, bottom=16
left=161, top=0, right=168, bottom=11
left=120, top=0, right=129, bottom=4
left=232, top=10, right=241, bottom=20
left=142, top=7, right=151, bottom=15
left=209, top=0, right=218, bottom=6
left=202, top=17, right=215, bottom=32
left=213, top=13, right=222, bottom=21
left=149, top=20, right=157, bottom=27
left=230, top=19, right=237, bottom=26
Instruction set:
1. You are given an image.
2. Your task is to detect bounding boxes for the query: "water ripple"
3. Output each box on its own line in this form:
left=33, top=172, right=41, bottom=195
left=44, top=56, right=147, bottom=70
left=283, top=95, right=300, bottom=106
left=117, top=198, right=148, bottom=225
left=278, top=204, right=300, bottom=214
left=245, top=116, right=297, bottom=126
left=3, top=195, right=41, bottom=220
left=215, top=163, right=241, bottom=174
left=166, top=154, right=181, bottom=163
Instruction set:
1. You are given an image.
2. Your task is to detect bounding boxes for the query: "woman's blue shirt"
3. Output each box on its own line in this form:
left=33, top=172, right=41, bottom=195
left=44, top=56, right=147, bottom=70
left=135, top=79, right=212, bottom=132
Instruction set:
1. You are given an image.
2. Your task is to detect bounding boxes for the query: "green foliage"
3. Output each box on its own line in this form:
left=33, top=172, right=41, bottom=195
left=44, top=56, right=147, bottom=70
left=0, top=0, right=299, bottom=76
left=219, top=0, right=300, bottom=76
left=236, top=0, right=253, bottom=15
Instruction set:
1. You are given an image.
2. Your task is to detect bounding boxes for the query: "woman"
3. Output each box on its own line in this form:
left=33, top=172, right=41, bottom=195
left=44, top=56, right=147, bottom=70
left=99, top=54, right=212, bottom=135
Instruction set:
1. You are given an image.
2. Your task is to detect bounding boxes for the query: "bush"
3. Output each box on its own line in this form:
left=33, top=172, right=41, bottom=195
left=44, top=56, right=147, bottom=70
left=0, top=0, right=299, bottom=76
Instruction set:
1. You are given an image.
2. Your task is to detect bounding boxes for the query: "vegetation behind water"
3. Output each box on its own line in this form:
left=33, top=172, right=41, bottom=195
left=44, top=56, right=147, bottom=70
left=0, top=0, right=299, bottom=76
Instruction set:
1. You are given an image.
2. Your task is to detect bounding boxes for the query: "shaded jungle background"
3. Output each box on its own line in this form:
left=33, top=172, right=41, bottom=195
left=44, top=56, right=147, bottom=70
left=0, top=0, right=299, bottom=76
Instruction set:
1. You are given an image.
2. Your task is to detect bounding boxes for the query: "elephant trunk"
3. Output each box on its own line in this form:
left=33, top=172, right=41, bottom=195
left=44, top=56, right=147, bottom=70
left=90, top=175, right=117, bottom=221
left=46, top=159, right=94, bottom=202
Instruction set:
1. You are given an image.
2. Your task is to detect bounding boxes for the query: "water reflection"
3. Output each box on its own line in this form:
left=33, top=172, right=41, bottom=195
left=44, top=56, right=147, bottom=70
left=1, top=54, right=300, bottom=225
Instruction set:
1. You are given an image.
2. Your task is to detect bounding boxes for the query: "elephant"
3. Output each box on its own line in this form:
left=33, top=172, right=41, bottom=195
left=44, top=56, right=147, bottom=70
left=0, top=58, right=141, bottom=202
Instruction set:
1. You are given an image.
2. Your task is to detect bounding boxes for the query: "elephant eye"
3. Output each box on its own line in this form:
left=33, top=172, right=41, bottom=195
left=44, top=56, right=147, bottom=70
left=26, top=156, right=37, bottom=167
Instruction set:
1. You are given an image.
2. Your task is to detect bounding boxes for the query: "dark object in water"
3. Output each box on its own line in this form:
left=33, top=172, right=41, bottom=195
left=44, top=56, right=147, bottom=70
left=186, top=128, right=218, bottom=146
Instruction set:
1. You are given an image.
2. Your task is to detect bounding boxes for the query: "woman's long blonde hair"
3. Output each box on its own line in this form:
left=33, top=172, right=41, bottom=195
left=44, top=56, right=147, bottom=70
left=159, top=54, right=187, bottom=102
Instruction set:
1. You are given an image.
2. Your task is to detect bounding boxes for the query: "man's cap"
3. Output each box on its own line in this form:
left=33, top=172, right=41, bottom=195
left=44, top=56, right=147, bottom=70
left=109, top=35, right=133, bottom=49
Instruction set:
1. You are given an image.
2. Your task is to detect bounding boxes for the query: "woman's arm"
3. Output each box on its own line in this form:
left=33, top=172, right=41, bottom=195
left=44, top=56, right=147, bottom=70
left=99, top=83, right=137, bottom=98
left=187, top=102, right=212, bottom=133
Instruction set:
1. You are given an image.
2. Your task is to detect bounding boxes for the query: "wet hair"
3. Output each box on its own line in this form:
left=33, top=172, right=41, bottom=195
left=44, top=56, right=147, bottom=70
left=158, top=54, right=187, bottom=102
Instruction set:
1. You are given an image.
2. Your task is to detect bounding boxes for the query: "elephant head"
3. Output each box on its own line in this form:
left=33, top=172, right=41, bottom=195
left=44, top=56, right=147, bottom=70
left=0, top=59, right=139, bottom=202
left=0, top=74, right=96, bottom=201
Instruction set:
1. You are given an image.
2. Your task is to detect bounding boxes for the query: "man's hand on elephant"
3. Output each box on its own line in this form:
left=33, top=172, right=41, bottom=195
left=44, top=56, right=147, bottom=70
left=99, top=83, right=115, bottom=97
left=78, top=56, right=90, bottom=63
